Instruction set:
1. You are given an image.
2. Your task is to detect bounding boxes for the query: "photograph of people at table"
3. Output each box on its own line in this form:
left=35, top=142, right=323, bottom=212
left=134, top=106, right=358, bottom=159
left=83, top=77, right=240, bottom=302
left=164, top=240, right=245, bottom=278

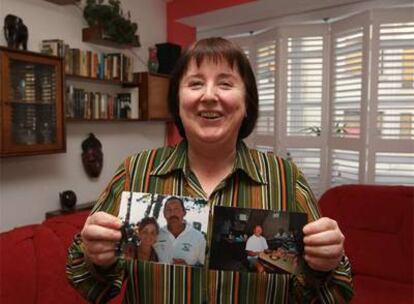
left=67, top=37, right=352, bottom=304
left=209, top=206, right=307, bottom=274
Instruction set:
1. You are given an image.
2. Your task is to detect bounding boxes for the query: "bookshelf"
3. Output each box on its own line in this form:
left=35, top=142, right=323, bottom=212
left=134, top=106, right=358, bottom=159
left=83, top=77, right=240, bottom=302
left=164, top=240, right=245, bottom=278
left=43, top=0, right=79, bottom=5
left=82, top=27, right=140, bottom=49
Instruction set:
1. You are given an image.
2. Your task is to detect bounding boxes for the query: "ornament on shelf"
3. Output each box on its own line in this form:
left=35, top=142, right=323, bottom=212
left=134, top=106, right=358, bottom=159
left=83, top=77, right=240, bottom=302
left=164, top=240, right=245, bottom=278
left=148, top=47, right=159, bottom=73
left=4, top=14, right=28, bottom=50
left=59, top=190, right=77, bottom=210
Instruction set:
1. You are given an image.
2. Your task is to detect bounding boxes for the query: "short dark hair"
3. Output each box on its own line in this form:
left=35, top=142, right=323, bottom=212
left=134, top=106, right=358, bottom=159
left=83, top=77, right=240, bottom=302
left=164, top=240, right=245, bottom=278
left=164, top=196, right=186, bottom=212
left=138, top=217, right=159, bottom=234
left=168, top=37, right=258, bottom=140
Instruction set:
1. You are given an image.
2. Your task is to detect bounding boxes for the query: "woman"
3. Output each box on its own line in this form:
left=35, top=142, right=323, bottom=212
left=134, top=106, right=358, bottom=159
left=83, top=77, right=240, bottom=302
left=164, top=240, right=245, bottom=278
left=123, top=217, right=159, bottom=262
left=67, top=37, right=353, bottom=303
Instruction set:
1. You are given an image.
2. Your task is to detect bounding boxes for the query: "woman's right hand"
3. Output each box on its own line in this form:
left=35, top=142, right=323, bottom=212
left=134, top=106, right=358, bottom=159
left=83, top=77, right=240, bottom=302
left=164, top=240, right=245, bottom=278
left=80, top=211, right=122, bottom=267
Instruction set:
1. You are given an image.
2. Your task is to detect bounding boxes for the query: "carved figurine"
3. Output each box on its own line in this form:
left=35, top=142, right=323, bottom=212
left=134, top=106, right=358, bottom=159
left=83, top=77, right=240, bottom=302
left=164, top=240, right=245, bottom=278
left=4, top=14, right=28, bottom=50
left=81, top=133, right=103, bottom=178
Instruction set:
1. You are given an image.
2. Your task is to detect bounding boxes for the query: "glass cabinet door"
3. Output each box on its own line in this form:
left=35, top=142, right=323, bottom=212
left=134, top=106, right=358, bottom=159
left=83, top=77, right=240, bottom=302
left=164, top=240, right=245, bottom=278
left=1, top=48, right=65, bottom=156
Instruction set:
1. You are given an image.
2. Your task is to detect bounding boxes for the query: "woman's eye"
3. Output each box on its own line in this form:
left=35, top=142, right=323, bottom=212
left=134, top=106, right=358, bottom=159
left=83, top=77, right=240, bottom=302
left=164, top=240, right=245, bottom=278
left=219, top=82, right=233, bottom=89
left=188, top=81, right=203, bottom=88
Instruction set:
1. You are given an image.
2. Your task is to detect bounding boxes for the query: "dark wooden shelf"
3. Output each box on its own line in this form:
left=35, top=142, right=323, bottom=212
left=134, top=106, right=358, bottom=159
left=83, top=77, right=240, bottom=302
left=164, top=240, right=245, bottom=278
left=65, top=74, right=137, bottom=87
left=45, top=201, right=95, bottom=219
left=66, top=118, right=142, bottom=122
left=82, top=27, right=140, bottom=49
left=44, top=0, right=79, bottom=5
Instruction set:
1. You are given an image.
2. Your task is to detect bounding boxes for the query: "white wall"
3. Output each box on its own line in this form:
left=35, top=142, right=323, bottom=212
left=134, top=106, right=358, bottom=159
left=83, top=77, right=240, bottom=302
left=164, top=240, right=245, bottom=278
left=0, top=0, right=167, bottom=231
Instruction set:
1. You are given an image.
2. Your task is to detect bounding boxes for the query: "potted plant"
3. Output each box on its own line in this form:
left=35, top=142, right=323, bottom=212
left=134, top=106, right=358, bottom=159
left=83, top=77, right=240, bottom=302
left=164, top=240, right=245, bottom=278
left=83, top=0, right=139, bottom=46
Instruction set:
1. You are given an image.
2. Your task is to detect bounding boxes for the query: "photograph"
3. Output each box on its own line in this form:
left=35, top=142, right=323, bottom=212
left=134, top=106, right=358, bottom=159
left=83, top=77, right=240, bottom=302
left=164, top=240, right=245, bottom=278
left=209, top=206, right=307, bottom=274
left=117, top=191, right=209, bottom=267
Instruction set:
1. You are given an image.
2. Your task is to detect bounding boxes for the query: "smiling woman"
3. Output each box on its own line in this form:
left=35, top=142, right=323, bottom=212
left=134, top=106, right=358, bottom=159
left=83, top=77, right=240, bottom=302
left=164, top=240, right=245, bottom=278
left=67, top=37, right=353, bottom=304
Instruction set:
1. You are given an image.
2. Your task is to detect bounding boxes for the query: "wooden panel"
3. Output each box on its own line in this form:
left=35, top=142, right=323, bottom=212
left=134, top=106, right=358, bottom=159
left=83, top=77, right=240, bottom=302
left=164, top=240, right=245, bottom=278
left=137, top=72, right=171, bottom=121
left=148, top=74, right=170, bottom=120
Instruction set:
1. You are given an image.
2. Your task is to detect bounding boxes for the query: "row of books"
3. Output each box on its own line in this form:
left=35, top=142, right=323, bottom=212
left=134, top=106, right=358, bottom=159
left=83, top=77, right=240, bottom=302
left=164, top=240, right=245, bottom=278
left=40, top=39, right=134, bottom=83
left=65, top=86, right=134, bottom=120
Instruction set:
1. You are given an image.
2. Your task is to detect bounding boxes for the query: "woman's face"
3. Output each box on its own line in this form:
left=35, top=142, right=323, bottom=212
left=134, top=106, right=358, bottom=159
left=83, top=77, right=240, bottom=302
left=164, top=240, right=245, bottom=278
left=178, top=58, right=246, bottom=146
left=138, top=224, right=158, bottom=247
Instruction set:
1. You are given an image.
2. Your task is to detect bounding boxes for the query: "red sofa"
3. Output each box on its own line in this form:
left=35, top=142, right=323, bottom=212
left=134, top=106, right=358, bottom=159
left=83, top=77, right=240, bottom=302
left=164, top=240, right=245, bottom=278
left=0, top=210, right=123, bottom=304
left=2, top=185, right=412, bottom=303
left=319, top=185, right=414, bottom=304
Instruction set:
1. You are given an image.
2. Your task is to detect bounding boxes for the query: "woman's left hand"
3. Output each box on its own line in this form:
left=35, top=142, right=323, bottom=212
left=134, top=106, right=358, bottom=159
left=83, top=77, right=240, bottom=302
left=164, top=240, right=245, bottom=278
left=302, top=217, right=345, bottom=272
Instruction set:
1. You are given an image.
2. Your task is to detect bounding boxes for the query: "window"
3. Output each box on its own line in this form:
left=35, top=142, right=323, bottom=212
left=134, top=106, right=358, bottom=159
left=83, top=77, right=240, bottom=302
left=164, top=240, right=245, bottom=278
left=231, top=7, right=414, bottom=196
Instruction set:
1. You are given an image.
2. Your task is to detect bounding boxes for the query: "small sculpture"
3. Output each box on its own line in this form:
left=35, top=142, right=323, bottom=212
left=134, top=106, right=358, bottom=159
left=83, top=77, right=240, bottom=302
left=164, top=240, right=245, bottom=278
left=60, top=190, right=77, bottom=210
left=81, top=133, right=103, bottom=178
left=4, top=14, right=28, bottom=50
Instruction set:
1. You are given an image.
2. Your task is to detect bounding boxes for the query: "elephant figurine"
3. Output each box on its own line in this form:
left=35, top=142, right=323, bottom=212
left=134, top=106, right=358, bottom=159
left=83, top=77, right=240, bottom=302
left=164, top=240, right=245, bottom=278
left=4, top=14, right=28, bottom=50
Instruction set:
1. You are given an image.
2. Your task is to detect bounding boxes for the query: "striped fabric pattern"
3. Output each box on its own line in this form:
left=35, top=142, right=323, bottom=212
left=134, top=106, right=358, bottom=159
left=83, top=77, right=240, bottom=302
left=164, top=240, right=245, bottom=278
left=67, top=141, right=353, bottom=304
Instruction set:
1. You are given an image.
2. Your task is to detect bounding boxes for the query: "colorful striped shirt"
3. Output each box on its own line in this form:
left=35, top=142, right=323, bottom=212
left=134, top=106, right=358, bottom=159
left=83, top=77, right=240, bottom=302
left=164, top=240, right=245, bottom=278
left=66, top=140, right=353, bottom=304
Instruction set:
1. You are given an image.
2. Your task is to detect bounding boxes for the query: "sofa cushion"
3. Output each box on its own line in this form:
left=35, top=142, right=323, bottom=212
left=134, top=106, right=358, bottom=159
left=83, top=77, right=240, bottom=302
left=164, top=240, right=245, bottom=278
left=352, top=275, right=413, bottom=304
left=319, top=185, right=414, bottom=286
left=0, top=225, right=37, bottom=304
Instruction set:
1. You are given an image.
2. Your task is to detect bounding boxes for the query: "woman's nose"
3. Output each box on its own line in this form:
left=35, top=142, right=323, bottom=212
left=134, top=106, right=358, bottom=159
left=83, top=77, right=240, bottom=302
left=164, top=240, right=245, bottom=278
left=201, top=83, right=218, bottom=102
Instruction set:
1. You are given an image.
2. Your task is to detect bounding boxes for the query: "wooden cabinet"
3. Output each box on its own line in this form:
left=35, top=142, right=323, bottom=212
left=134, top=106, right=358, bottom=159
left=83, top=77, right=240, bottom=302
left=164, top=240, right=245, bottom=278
left=0, top=47, right=65, bottom=157
left=136, top=72, right=171, bottom=120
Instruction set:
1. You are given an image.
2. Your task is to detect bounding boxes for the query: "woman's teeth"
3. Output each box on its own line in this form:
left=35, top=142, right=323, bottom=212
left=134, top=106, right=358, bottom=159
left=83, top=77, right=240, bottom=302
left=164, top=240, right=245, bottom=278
left=200, top=112, right=221, bottom=119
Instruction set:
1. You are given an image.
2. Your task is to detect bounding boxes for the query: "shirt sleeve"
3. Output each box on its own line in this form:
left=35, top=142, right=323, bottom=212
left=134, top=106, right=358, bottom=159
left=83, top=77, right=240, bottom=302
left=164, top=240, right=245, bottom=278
left=245, top=237, right=254, bottom=251
left=262, top=237, right=269, bottom=251
left=66, top=159, right=129, bottom=303
left=291, top=162, right=354, bottom=303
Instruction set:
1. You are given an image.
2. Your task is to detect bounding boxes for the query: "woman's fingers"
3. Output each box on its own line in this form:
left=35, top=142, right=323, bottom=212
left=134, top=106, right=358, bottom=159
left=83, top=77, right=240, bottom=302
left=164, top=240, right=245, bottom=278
left=86, top=251, right=118, bottom=267
left=83, top=240, right=118, bottom=254
left=303, top=217, right=339, bottom=235
left=87, top=211, right=122, bottom=229
left=302, top=217, right=345, bottom=272
left=304, top=255, right=342, bottom=272
left=304, top=243, right=344, bottom=259
left=82, top=224, right=122, bottom=242
left=81, top=211, right=123, bottom=267
left=304, top=229, right=344, bottom=246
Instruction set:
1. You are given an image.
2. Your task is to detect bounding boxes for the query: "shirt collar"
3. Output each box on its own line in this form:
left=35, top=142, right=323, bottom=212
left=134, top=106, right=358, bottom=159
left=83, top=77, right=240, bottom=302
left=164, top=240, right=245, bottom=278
left=151, top=140, right=189, bottom=176
left=151, top=140, right=266, bottom=185
left=234, top=141, right=267, bottom=185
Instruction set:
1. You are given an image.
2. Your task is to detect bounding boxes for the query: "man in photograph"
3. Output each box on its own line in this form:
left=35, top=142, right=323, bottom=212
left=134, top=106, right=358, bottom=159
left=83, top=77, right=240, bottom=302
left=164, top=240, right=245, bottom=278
left=154, top=196, right=206, bottom=266
left=245, top=224, right=270, bottom=272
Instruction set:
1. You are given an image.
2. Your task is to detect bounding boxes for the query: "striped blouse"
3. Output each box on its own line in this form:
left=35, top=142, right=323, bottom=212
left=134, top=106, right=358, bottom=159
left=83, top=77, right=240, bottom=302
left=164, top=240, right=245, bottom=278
left=67, top=140, right=353, bottom=304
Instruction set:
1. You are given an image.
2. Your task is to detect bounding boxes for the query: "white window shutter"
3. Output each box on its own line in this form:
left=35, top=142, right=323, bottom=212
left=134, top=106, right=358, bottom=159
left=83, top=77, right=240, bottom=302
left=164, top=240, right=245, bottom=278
left=329, top=13, right=370, bottom=188
left=376, top=22, right=414, bottom=139
left=368, top=8, right=414, bottom=185
left=255, top=39, right=276, bottom=137
left=375, top=152, right=414, bottom=185
left=287, top=148, right=321, bottom=196
left=331, top=149, right=360, bottom=186
left=287, top=36, right=324, bottom=136
left=331, top=27, right=364, bottom=138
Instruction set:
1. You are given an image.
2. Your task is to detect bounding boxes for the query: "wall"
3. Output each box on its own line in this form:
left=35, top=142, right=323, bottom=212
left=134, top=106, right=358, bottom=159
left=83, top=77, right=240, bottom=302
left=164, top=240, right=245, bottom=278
left=0, top=0, right=167, bottom=232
